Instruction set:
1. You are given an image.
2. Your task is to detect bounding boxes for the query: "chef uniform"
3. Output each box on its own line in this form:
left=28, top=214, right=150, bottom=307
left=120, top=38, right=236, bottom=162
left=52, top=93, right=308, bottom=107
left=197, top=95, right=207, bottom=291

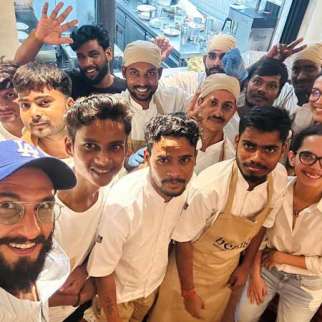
left=113, top=40, right=188, bottom=153
left=148, top=159, right=287, bottom=322
left=193, top=73, right=240, bottom=174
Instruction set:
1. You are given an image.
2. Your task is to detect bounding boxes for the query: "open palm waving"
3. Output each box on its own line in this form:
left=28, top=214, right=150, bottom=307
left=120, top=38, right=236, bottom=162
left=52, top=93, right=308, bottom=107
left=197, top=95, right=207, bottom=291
left=34, top=2, right=78, bottom=44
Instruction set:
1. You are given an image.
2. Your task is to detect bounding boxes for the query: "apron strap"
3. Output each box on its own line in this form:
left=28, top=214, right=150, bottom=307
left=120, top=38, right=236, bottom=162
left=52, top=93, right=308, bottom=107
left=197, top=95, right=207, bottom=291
left=223, top=162, right=274, bottom=217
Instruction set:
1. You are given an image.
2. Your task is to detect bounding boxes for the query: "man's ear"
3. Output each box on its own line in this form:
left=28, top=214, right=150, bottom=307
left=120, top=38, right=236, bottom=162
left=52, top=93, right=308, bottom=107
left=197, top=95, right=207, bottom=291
left=158, top=67, right=163, bottom=79
left=105, top=47, right=113, bottom=62
left=281, top=141, right=288, bottom=156
left=193, top=148, right=198, bottom=165
left=66, top=97, right=74, bottom=110
left=288, top=150, right=296, bottom=168
left=202, top=55, right=207, bottom=65
left=122, top=66, right=126, bottom=79
left=234, top=134, right=240, bottom=149
left=144, top=148, right=150, bottom=163
left=65, top=136, right=74, bottom=157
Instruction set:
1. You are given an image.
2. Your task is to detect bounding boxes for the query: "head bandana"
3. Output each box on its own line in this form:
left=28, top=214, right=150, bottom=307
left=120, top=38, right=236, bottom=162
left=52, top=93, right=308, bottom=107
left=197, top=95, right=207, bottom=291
left=123, top=40, right=162, bottom=68
left=207, top=34, right=237, bottom=53
left=294, top=43, right=322, bottom=66
left=199, top=73, right=240, bottom=100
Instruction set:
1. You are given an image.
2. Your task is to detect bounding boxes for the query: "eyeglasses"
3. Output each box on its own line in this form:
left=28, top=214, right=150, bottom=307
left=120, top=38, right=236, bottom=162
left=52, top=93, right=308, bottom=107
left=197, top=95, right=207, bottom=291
left=310, top=89, right=322, bottom=102
left=0, top=201, right=62, bottom=225
left=299, top=151, right=322, bottom=168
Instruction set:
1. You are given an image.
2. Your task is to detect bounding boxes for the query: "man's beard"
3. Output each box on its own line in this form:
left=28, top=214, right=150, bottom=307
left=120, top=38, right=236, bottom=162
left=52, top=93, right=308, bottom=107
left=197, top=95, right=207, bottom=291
left=236, top=155, right=268, bottom=185
left=0, top=233, right=53, bottom=295
left=205, top=66, right=224, bottom=76
left=294, top=88, right=310, bottom=106
left=127, top=84, right=156, bottom=103
left=80, top=63, right=109, bottom=86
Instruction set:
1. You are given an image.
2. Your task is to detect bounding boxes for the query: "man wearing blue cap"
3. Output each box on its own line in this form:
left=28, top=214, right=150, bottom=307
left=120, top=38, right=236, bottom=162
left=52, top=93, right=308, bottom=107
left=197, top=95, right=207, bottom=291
left=0, top=139, right=76, bottom=321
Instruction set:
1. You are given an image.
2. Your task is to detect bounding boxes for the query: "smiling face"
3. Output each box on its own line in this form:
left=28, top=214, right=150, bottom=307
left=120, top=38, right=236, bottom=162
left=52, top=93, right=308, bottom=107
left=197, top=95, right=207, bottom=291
left=309, top=76, right=322, bottom=123
left=289, top=135, right=322, bottom=189
left=66, top=119, right=127, bottom=189
left=197, top=89, right=237, bottom=133
left=146, top=136, right=196, bottom=200
left=122, top=62, right=161, bottom=105
left=18, top=87, right=73, bottom=139
left=246, top=75, right=281, bottom=107
left=236, top=127, right=284, bottom=186
left=0, top=167, right=54, bottom=293
left=76, top=39, right=112, bottom=85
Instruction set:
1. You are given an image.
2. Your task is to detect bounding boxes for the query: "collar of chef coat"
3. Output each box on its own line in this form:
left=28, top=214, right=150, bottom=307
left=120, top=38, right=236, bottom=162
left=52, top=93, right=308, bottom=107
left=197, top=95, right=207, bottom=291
left=126, top=88, right=161, bottom=112
left=235, top=161, right=269, bottom=193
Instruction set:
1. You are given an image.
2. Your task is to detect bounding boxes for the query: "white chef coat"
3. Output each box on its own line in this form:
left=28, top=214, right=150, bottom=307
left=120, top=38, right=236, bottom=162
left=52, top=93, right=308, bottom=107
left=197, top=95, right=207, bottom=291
left=0, top=240, right=69, bottom=322
left=173, top=159, right=288, bottom=242
left=113, top=86, right=188, bottom=142
left=49, top=185, right=114, bottom=322
left=266, top=177, right=322, bottom=276
left=87, top=167, right=188, bottom=303
left=195, top=135, right=235, bottom=174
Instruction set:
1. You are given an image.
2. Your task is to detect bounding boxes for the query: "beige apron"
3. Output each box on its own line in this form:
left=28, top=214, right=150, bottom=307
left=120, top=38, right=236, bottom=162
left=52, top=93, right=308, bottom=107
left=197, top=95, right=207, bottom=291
left=128, top=95, right=165, bottom=153
left=148, top=163, right=273, bottom=322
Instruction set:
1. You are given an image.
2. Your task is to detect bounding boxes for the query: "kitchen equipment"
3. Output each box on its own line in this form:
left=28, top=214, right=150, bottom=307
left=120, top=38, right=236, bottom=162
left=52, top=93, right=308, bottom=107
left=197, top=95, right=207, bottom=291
left=162, top=27, right=180, bottom=37
left=187, top=21, right=204, bottom=43
left=149, top=17, right=168, bottom=29
left=136, top=4, right=157, bottom=20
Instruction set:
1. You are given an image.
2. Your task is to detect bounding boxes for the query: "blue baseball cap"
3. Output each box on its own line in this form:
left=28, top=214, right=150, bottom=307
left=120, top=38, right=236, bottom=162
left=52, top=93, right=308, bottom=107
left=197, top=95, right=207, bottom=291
left=0, top=140, right=76, bottom=190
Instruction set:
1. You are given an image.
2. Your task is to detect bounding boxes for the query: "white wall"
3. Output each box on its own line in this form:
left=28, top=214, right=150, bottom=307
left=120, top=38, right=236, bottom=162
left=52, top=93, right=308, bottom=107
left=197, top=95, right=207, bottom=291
left=0, top=0, right=19, bottom=60
left=298, top=0, right=322, bottom=43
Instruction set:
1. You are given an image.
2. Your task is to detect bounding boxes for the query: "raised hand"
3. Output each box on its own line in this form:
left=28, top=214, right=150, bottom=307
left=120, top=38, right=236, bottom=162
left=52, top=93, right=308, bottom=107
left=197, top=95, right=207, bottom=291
left=187, top=90, right=202, bottom=121
left=266, top=37, right=307, bottom=62
left=34, top=2, right=78, bottom=45
left=153, top=36, right=174, bottom=61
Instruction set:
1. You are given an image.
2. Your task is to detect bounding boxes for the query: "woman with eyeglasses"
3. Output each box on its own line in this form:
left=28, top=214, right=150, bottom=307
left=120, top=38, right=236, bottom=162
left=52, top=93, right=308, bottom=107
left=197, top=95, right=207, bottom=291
left=293, top=73, right=322, bottom=134
left=236, top=124, right=322, bottom=322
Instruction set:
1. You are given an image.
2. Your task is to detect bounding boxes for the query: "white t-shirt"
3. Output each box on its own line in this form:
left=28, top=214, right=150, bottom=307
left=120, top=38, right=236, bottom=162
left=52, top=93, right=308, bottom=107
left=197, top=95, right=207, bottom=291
left=88, top=167, right=188, bottom=303
left=113, top=87, right=188, bottom=142
left=173, top=159, right=288, bottom=242
left=0, top=240, right=69, bottom=322
left=195, top=136, right=235, bottom=174
left=49, top=186, right=113, bottom=322
left=0, top=122, right=20, bottom=141
left=267, top=177, right=322, bottom=276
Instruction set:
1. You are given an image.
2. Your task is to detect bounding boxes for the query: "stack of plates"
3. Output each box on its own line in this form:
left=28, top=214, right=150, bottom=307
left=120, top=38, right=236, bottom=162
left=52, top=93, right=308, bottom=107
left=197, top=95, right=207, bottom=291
left=162, top=27, right=180, bottom=37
